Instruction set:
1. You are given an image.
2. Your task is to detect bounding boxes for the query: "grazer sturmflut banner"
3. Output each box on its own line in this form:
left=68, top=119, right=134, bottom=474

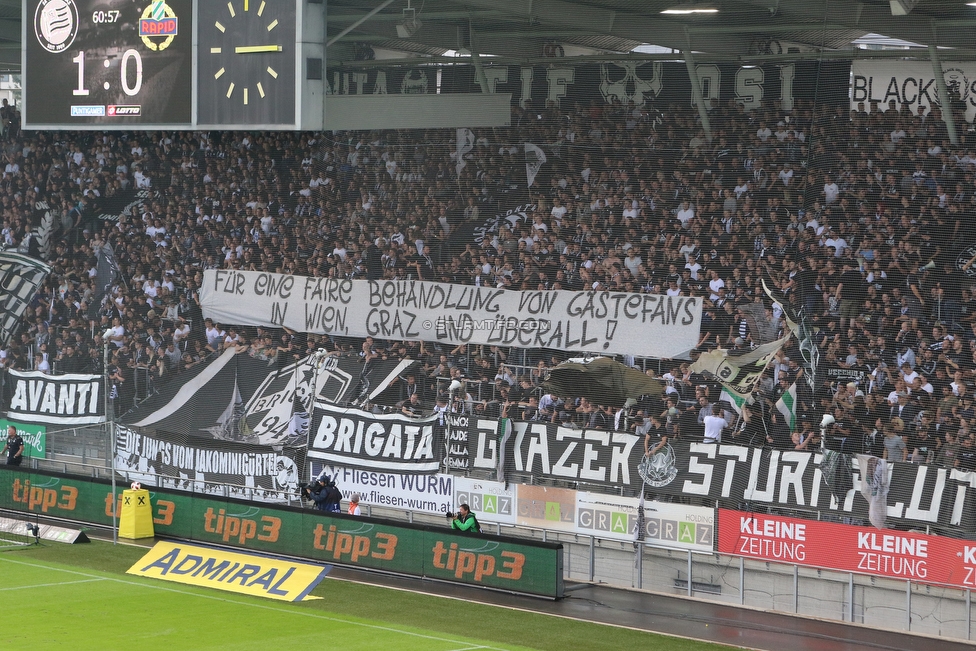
left=200, top=270, right=702, bottom=359
left=115, top=425, right=305, bottom=503
left=477, top=421, right=976, bottom=534
left=0, top=252, right=50, bottom=348
left=308, top=403, right=441, bottom=474
left=2, top=369, right=103, bottom=425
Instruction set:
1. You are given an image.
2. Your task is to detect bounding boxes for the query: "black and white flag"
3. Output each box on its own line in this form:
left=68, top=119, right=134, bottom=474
left=525, top=142, right=547, bottom=188
left=0, top=252, right=50, bottom=348
left=455, top=128, right=475, bottom=177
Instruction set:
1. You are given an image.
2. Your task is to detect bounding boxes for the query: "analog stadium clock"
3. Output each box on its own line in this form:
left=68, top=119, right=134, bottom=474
left=197, top=0, right=297, bottom=127
left=24, top=0, right=193, bottom=127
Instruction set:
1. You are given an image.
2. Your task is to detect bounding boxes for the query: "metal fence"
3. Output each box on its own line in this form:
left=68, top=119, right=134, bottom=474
left=24, top=422, right=974, bottom=642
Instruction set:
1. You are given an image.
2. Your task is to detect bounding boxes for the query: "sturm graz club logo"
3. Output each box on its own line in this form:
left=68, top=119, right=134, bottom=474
left=241, top=355, right=353, bottom=445
left=638, top=444, right=678, bottom=488
left=34, top=0, right=79, bottom=53
left=956, top=243, right=976, bottom=277
left=943, top=68, right=971, bottom=105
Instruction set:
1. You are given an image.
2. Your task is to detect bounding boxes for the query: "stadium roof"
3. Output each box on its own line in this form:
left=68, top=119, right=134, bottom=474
left=1, top=1, right=975, bottom=71
left=326, top=0, right=976, bottom=66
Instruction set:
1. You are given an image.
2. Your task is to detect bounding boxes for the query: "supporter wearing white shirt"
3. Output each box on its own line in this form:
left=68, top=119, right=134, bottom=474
left=550, top=199, right=568, bottom=223
left=702, top=405, right=728, bottom=443
left=823, top=177, right=840, bottom=204
left=823, top=231, right=848, bottom=257
left=708, top=270, right=725, bottom=300
left=756, top=123, right=772, bottom=142
left=778, top=165, right=794, bottom=187
left=675, top=201, right=695, bottom=227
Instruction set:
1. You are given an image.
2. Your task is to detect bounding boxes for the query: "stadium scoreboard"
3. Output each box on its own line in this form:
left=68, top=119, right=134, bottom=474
left=23, top=0, right=323, bottom=130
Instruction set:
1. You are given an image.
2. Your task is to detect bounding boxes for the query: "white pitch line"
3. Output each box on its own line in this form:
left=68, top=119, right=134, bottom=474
left=0, top=557, right=516, bottom=651
left=0, top=578, right=105, bottom=591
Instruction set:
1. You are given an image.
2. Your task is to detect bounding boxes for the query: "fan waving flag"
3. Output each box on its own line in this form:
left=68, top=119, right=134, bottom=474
left=455, top=128, right=474, bottom=177
left=524, top=142, right=547, bottom=188
left=775, top=382, right=798, bottom=432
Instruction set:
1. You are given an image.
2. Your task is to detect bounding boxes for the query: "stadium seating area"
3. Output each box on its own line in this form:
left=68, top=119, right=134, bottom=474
left=5, top=92, right=976, bottom=470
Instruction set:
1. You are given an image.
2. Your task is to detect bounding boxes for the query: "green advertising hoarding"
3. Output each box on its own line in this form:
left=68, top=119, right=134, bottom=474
left=0, top=468, right=563, bottom=598
left=0, top=420, right=46, bottom=459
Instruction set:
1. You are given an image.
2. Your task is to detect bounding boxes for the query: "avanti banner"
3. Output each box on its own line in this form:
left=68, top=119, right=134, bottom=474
left=2, top=369, right=103, bottom=425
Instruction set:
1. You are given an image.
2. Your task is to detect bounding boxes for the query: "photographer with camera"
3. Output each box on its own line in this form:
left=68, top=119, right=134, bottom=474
left=302, top=476, right=342, bottom=513
left=446, top=503, right=481, bottom=533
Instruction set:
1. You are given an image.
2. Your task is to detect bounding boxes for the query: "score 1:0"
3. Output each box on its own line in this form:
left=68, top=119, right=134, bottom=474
left=71, top=50, right=144, bottom=97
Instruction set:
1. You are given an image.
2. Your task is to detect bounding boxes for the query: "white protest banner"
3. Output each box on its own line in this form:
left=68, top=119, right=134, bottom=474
left=200, top=270, right=701, bottom=359
left=312, top=461, right=454, bottom=515
left=576, top=491, right=714, bottom=552
left=851, top=61, right=976, bottom=122
left=454, top=477, right=517, bottom=525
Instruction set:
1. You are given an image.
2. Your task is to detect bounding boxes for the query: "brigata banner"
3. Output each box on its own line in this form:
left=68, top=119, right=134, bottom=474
left=200, top=270, right=701, bottom=359
left=2, top=369, right=103, bottom=425
left=718, top=509, right=976, bottom=590
left=851, top=61, right=976, bottom=122
left=129, top=541, right=328, bottom=602
left=308, top=403, right=441, bottom=474
left=0, top=467, right=564, bottom=598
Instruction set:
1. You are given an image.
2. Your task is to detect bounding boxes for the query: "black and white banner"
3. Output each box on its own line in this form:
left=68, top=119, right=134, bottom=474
left=200, top=270, right=702, bottom=359
left=851, top=61, right=976, bottom=122
left=307, top=403, right=441, bottom=473
left=3, top=369, right=103, bottom=425
left=115, top=426, right=305, bottom=503
left=94, top=188, right=154, bottom=222
left=0, top=252, right=50, bottom=348
left=640, top=440, right=976, bottom=534
left=454, top=419, right=976, bottom=534
left=124, top=349, right=411, bottom=445
left=327, top=61, right=850, bottom=110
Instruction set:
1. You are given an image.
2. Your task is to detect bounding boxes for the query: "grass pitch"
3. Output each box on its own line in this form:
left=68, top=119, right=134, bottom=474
left=0, top=540, right=729, bottom=651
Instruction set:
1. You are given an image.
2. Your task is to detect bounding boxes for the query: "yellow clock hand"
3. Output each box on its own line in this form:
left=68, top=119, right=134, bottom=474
left=234, top=45, right=283, bottom=54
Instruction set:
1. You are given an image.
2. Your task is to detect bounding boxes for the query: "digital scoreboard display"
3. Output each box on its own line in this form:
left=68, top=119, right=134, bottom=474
left=24, top=0, right=193, bottom=126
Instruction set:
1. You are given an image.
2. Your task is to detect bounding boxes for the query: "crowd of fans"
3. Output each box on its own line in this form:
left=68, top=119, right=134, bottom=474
left=2, top=87, right=976, bottom=471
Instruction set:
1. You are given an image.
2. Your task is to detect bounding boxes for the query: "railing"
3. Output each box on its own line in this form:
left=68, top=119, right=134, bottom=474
left=23, top=424, right=976, bottom=642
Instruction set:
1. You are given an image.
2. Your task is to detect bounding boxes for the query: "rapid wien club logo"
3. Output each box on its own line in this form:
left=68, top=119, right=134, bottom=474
left=34, top=0, right=79, bottom=53
left=140, top=1, right=179, bottom=51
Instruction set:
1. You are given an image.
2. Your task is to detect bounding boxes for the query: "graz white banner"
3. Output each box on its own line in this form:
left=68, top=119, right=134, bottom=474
left=851, top=61, right=976, bottom=122
left=200, top=270, right=701, bottom=359
left=313, top=461, right=454, bottom=515
left=454, top=477, right=517, bottom=525
left=576, top=492, right=714, bottom=552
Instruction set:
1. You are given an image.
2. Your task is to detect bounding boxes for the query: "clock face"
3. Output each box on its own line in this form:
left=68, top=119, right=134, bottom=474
left=197, top=0, right=296, bottom=127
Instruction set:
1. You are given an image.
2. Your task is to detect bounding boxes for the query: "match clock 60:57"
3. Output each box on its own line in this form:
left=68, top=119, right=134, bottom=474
left=24, top=0, right=193, bottom=127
